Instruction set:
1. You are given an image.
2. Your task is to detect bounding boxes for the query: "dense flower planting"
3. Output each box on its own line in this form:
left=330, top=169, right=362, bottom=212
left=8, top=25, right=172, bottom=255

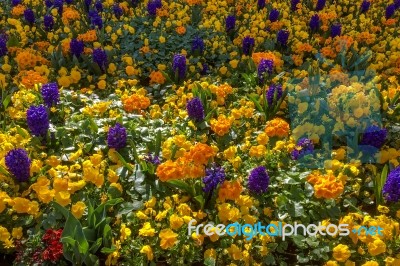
left=0, top=0, right=400, bottom=265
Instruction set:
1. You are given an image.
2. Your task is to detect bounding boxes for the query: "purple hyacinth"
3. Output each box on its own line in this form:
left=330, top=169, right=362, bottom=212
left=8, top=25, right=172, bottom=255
left=225, top=15, right=236, bottom=32
left=107, top=123, right=127, bottom=150
left=41, top=82, right=60, bottom=107
left=277, top=29, right=289, bottom=46
left=382, top=166, right=400, bottom=202
left=360, top=0, right=371, bottom=13
left=186, top=97, right=204, bottom=122
left=54, top=0, right=63, bottom=14
left=291, top=138, right=314, bottom=160
left=70, top=39, right=84, bottom=58
left=267, top=84, right=283, bottom=106
left=191, top=36, right=205, bottom=54
left=395, top=0, right=400, bottom=9
left=45, top=0, right=53, bottom=8
left=242, top=36, right=255, bottom=56
left=0, top=37, right=7, bottom=57
left=258, top=0, right=266, bottom=10
left=203, top=164, right=226, bottom=193
left=385, top=4, right=396, bottom=18
left=248, top=166, right=270, bottom=194
left=89, top=10, right=103, bottom=29
left=147, top=0, right=162, bottom=16
left=43, top=15, right=54, bottom=32
left=26, top=105, right=49, bottom=137
left=12, top=0, right=21, bottom=6
left=65, top=0, right=73, bottom=4
left=93, top=48, right=108, bottom=71
left=258, top=59, right=274, bottom=85
left=5, top=149, right=31, bottom=182
left=113, top=3, right=123, bottom=19
left=200, top=63, right=209, bottom=75
left=172, top=54, right=186, bottom=80
left=95, top=1, right=103, bottom=11
left=360, top=125, right=387, bottom=149
left=309, top=14, right=320, bottom=31
left=269, top=9, right=280, bottom=22
left=315, top=0, right=326, bottom=11
left=84, top=0, right=92, bottom=9
left=291, top=0, right=300, bottom=11
left=24, top=9, right=35, bottom=25
left=330, top=23, right=341, bottom=38
left=144, top=153, right=160, bottom=165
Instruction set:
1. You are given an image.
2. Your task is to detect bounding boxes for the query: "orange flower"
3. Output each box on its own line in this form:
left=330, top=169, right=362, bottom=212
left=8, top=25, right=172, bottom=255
left=123, top=94, right=151, bottom=112
left=149, top=71, right=166, bottom=84
left=62, top=7, right=81, bottom=25
left=159, top=229, right=178, bottom=249
left=264, top=118, right=290, bottom=138
left=20, top=70, right=49, bottom=89
left=307, top=171, right=344, bottom=199
left=156, top=160, right=185, bottom=181
left=12, top=5, right=25, bottom=16
left=77, top=30, right=97, bottom=42
left=176, top=26, right=186, bottom=35
left=218, top=180, right=242, bottom=201
left=186, top=143, right=216, bottom=165
left=210, top=115, right=232, bottom=136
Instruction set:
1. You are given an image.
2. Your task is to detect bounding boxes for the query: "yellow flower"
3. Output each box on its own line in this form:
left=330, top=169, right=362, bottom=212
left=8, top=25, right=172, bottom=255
left=12, top=227, right=23, bottom=240
left=98, top=80, right=107, bottom=90
left=140, top=245, right=153, bottom=261
left=367, top=238, right=386, bottom=256
left=332, top=244, right=351, bottom=262
left=325, top=261, right=339, bottom=266
left=377, top=205, right=390, bottom=214
left=120, top=224, right=131, bottom=242
left=159, top=228, right=178, bottom=249
left=139, top=222, right=155, bottom=237
left=159, top=36, right=166, bottom=43
left=71, top=201, right=86, bottom=219
left=169, top=214, right=184, bottom=230
left=204, top=248, right=216, bottom=259
left=55, top=191, right=71, bottom=206
left=227, top=244, right=242, bottom=260
left=361, top=261, right=379, bottom=266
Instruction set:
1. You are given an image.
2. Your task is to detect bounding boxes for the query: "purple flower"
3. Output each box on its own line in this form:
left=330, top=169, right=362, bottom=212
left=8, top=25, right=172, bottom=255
left=360, top=125, right=387, bottom=149
left=12, top=0, right=21, bottom=6
left=95, top=1, right=103, bottom=11
left=267, top=84, right=283, bottom=106
left=258, top=59, right=274, bottom=85
left=147, top=0, right=162, bottom=16
left=277, top=29, right=289, bottom=46
left=5, top=149, right=31, bottom=182
left=309, top=14, right=320, bottom=31
left=65, top=0, right=73, bottom=4
left=395, top=0, right=400, bottom=9
left=242, top=36, right=255, bottom=56
left=248, top=166, right=269, bottom=194
left=27, top=105, right=49, bottom=137
left=315, top=0, right=326, bottom=11
left=89, top=10, right=103, bottom=29
left=70, top=38, right=84, bottom=58
left=93, top=48, right=108, bottom=71
left=200, top=63, right=209, bottom=75
left=225, top=15, right=236, bottom=32
left=291, top=0, right=300, bottom=11
left=383, top=166, right=400, bottom=202
left=45, top=0, right=53, bottom=8
left=203, top=164, right=226, bottom=193
left=113, top=3, right=123, bottom=19
left=107, top=123, right=127, bottom=150
left=360, top=0, right=371, bottom=13
left=172, top=54, right=186, bottom=80
left=0, top=37, right=7, bottom=57
left=84, top=0, right=92, bottom=9
left=257, top=0, right=266, bottom=10
left=54, top=0, right=63, bottom=14
left=191, top=36, right=205, bottom=54
left=269, top=9, right=280, bottom=22
left=43, top=15, right=54, bottom=32
left=291, top=138, right=314, bottom=160
left=41, top=82, right=60, bottom=107
left=186, top=97, right=204, bottom=122
left=24, top=8, right=35, bottom=24
left=144, top=153, right=160, bottom=165
left=385, top=4, right=396, bottom=18
left=330, top=23, right=341, bottom=38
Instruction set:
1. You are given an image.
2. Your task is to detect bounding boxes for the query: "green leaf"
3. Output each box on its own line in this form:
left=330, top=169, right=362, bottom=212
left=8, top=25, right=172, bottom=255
left=167, top=180, right=193, bottom=195
left=114, top=151, right=134, bottom=172
left=204, top=258, right=216, bottom=266
left=2, top=94, right=12, bottom=109
left=118, top=201, right=144, bottom=215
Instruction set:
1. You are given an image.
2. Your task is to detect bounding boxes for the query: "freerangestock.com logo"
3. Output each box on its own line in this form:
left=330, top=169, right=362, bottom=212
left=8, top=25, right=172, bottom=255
left=188, top=220, right=383, bottom=241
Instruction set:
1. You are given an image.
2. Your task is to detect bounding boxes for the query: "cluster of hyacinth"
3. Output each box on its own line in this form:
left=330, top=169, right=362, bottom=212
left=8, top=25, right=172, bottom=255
left=144, top=153, right=160, bottom=165
left=309, top=14, right=320, bottom=31
left=225, top=15, right=236, bottom=32
left=330, top=24, right=342, bottom=38
left=43, top=15, right=54, bottom=31
left=291, top=138, right=314, bottom=160
left=27, top=105, right=49, bottom=137
left=113, top=3, right=123, bottom=19
left=186, top=97, right=205, bottom=122
left=5, top=148, right=31, bottom=182
left=89, top=10, right=103, bottom=29
left=147, top=0, right=162, bottom=16
left=242, top=36, right=255, bottom=56
left=24, top=8, right=35, bottom=24
left=258, top=0, right=266, bottom=10
left=107, top=123, right=127, bottom=150
left=93, top=48, right=108, bottom=72
left=360, top=0, right=371, bottom=13
left=0, top=35, right=7, bottom=57
left=267, top=84, right=283, bottom=106
left=277, top=30, right=290, bottom=46
left=191, top=36, right=205, bottom=55
left=258, top=59, right=274, bottom=85
left=382, top=166, right=400, bottom=202
left=269, top=9, right=279, bottom=22
left=172, top=54, right=186, bottom=80
left=248, top=166, right=270, bottom=194
left=202, top=164, right=226, bottom=193
left=360, top=125, right=387, bottom=148
left=41, top=82, right=60, bottom=108
left=70, top=39, right=84, bottom=58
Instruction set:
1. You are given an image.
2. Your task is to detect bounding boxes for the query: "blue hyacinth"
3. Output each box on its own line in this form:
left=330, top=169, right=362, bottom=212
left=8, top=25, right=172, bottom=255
left=291, top=138, right=314, bottom=160
left=43, top=15, right=54, bottom=32
left=309, top=14, right=320, bottom=31
left=226, top=15, right=236, bottom=32
left=248, top=166, right=270, bottom=194
left=382, top=166, right=400, bottom=202
left=26, top=105, right=49, bottom=137
left=360, top=125, right=387, bottom=149
left=203, top=164, right=226, bottom=193
left=93, top=48, right=108, bottom=71
left=269, top=9, right=280, bottom=22
left=172, top=54, right=186, bottom=80
left=24, top=8, right=35, bottom=24
left=186, top=97, right=205, bottom=122
left=191, top=36, right=205, bottom=55
left=41, top=82, right=60, bottom=108
left=258, top=59, right=274, bottom=85
left=5, top=148, right=31, bottom=182
left=330, top=23, right=342, bottom=38
left=242, top=36, right=255, bottom=56
left=107, top=123, right=127, bottom=150
left=360, top=0, right=371, bottom=13
left=267, top=84, right=283, bottom=106
left=70, top=38, right=84, bottom=58
left=277, top=29, right=290, bottom=46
